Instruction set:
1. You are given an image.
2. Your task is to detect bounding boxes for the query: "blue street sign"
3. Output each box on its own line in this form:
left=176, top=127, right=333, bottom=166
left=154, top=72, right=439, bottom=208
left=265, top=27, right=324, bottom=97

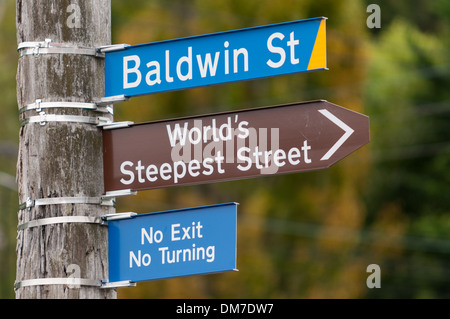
left=108, top=203, right=238, bottom=283
left=105, top=17, right=327, bottom=97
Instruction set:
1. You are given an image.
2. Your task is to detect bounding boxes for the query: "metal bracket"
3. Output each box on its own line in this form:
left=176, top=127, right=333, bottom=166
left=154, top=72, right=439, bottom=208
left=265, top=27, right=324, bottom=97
left=103, top=189, right=138, bottom=199
left=101, top=280, right=136, bottom=289
left=101, top=121, right=134, bottom=130
left=102, top=212, right=137, bottom=222
left=97, top=43, right=130, bottom=53
left=18, top=39, right=104, bottom=58
left=20, top=112, right=112, bottom=127
left=19, top=99, right=113, bottom=115
left=96, top=95, right=130, bottom=106
left=19, top=196, right=115, bottom=211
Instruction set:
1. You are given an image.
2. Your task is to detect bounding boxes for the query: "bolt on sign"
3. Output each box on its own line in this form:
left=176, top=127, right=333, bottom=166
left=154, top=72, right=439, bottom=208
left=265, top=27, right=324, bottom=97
left=104, top=17, right=327, bottom=97
left=102, top=100, right=370, bottom=193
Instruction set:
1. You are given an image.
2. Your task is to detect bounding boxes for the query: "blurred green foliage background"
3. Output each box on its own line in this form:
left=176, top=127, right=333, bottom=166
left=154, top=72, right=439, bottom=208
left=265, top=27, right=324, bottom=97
left=1, top=0, right=450, bottom=298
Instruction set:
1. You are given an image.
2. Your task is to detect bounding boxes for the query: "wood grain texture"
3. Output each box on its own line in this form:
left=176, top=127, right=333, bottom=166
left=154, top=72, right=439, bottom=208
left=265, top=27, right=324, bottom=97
left=15, top=0, right=116, bottom=298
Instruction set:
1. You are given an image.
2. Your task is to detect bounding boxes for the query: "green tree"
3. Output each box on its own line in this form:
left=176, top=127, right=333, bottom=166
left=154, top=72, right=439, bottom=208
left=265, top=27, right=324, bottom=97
left=364, top=3, right=450, bottom=297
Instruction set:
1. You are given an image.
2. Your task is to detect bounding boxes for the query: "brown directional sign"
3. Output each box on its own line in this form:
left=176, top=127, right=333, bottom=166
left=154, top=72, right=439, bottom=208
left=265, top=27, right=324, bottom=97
left=102, top=100, right=369, bottom=193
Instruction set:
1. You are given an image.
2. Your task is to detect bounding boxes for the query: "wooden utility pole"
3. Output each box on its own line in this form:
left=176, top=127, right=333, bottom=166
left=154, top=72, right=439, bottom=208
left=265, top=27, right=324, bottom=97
left=15, top=0, right=116, bottom=298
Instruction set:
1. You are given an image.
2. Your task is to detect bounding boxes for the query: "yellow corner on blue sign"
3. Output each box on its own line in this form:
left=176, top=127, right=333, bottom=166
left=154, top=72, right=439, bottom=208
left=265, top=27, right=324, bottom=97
left=307, top=18, right=327, bottom=71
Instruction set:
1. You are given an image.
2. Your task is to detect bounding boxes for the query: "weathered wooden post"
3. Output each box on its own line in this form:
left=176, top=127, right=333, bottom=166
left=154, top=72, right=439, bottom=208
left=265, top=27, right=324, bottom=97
left=15, top=0, right=117, bottom=298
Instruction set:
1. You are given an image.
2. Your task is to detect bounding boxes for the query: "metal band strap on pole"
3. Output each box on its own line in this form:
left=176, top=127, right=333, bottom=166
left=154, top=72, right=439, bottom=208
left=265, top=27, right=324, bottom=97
left=19, top=196, right=116, bottom=211
left=20, top=113, right=133, bottom=128
left=17, top=191, right=137, bottom=212
left=17, top=216, right=105, bottom=231
left=20, top=113, right=112, bottom=127
left=17, top=39, right=105, bottom=58
left=14, top=278, right=102, bottom=290
left=17, top=212, right=137, bottom=231
left=14, top=278, right=136, bottom=290
left=19, top=100, right=113, bottom=115
left=18, top=97, right=133, bottom=127
left=17, top=40, right=130, bottom=58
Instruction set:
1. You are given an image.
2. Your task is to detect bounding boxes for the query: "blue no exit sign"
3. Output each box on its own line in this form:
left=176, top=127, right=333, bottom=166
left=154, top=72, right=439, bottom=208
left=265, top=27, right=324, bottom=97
left=104, top=17, right=326, bottom=97
left=107, top=203, right=238, bottom=283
